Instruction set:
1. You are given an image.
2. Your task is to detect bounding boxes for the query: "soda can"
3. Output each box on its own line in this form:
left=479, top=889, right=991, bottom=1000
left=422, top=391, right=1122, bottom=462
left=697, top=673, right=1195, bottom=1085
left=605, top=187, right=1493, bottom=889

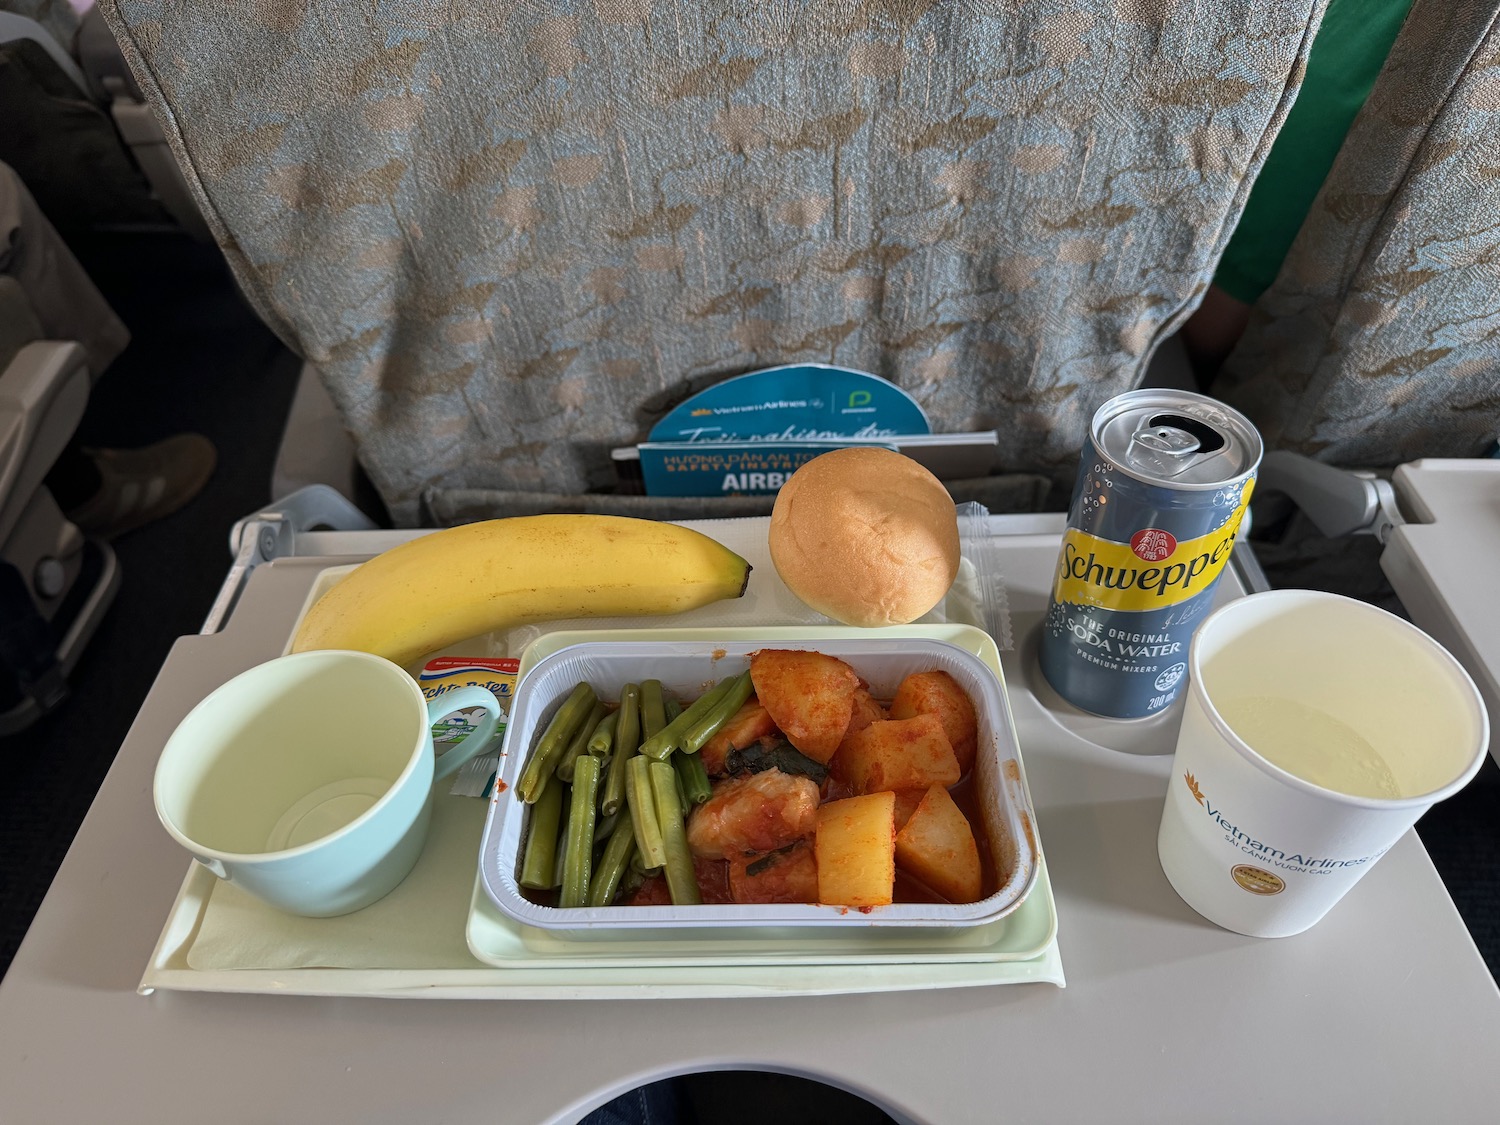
left=1039, top=389, right=1263, bottom=718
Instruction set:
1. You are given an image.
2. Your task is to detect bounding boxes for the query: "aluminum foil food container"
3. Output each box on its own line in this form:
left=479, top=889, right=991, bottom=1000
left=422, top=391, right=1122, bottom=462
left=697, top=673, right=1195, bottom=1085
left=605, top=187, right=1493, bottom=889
left=477, top=631, right=1040, bottom=937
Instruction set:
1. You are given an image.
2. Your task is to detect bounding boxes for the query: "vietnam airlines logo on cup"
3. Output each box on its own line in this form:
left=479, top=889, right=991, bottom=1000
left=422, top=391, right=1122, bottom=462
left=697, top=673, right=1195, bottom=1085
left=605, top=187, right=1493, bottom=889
left=1183, top=769, right=1383, bottom=884
left=1231, top=865, right=1286, bottom=895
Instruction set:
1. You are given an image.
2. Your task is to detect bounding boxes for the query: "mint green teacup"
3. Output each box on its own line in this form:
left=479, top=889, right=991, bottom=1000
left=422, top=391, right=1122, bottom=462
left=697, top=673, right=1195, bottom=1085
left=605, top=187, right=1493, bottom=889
left=154, top=649, right=501, bottom=917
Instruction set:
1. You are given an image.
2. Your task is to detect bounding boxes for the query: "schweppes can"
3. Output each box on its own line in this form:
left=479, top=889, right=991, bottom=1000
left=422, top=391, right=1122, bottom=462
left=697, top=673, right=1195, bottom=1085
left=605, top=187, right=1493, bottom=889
left=1039, top=389, right=1262, bottom=718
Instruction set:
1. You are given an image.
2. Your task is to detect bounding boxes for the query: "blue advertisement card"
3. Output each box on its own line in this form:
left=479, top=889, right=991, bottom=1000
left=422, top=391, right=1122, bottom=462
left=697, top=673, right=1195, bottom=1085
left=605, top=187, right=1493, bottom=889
left=648, top=365, right=929, bottom=443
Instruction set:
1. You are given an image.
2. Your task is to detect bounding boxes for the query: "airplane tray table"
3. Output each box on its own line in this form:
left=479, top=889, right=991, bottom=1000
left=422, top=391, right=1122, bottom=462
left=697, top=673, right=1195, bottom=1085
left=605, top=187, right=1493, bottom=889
left=3, top=514, right=1498, bottom=1125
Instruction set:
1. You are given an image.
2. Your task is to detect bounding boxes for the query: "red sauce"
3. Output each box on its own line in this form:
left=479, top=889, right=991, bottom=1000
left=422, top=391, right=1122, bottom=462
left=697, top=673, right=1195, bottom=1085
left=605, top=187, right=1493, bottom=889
left=620, top=875, right=671, bottom=907
left=695, top=857, right=733, bottom=903
left=947, top=773, right=1002, bottom=899
left=617, top=857, right=732, bottom=907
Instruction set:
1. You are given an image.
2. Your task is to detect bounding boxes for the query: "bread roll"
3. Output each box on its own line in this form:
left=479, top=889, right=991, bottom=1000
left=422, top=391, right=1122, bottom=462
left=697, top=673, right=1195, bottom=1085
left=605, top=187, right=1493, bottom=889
left=768, top=448, right=960, bottom=627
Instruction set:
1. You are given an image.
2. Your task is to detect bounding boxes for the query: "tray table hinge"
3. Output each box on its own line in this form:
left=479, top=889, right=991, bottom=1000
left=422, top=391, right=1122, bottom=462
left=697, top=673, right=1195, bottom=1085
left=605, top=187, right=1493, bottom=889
left=201, top=486, right=377, bottom=634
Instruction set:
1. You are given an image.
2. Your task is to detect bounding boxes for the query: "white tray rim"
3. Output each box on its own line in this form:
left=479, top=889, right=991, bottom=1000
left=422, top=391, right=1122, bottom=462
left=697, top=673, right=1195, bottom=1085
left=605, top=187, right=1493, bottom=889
left=139, top=859, right=1064, bottom=998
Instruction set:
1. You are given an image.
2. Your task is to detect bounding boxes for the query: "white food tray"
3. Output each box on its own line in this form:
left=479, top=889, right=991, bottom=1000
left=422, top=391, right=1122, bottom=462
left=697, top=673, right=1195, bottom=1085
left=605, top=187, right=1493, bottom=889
left=141, top=623, right=1062, bottom=997
left=141, top=515, right=1061, bottom=997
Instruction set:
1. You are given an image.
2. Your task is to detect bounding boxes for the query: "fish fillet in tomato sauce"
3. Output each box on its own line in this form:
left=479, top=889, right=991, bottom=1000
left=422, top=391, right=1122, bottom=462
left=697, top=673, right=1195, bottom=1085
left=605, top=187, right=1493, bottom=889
left=685, top=770, right=821, bottom=860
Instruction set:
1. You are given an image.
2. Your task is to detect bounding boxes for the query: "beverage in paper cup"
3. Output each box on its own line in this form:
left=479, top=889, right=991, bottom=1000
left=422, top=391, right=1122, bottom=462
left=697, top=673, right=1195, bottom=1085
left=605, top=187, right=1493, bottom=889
left=1157, top=589, right=1489, bottom=938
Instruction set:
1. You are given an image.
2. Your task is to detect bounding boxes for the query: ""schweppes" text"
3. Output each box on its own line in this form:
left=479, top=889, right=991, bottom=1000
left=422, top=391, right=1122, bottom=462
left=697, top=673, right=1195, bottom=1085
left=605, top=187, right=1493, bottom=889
left=1052, top=507, right=1248, bottom=612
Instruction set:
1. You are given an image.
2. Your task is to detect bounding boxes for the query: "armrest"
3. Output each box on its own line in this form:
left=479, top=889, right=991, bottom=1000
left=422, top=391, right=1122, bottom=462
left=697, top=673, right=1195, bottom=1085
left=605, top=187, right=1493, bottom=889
left=0, top=340, right=90, bottom=546
left=1256, top=449, right=1404, bottom=542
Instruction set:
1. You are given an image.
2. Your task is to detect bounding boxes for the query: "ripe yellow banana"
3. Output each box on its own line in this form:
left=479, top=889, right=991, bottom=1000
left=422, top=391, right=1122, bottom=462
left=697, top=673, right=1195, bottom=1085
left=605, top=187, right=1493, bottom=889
left=290, top=514, right=752, bottom=669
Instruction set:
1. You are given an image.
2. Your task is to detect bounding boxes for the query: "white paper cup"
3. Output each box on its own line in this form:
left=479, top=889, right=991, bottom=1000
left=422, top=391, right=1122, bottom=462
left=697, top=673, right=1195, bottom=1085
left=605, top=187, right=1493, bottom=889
left=1157, top=589, right=1489, bottom=938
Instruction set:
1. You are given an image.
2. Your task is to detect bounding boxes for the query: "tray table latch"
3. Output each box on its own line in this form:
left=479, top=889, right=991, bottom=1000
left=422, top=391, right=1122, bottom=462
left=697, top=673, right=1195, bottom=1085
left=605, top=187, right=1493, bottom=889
left=202, top=486, right=376, bottom=634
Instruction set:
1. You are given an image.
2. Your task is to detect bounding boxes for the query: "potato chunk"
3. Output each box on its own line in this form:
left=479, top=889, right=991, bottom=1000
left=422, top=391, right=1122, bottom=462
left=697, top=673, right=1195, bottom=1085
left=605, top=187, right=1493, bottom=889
left=889, top=671, right=979, bottom=775
left=815, top=792, right=895, bottom=907
left=699, top=698, right=779, bottom=776
left=749, top=649, right=859, bottom=765
left=831, top=687, right=889, bottom=780
left=845, top=686, right=887, bottom=739
left=832, top=714, right=961, bottom=795
left=891, top=787, right=928, bottom=833
left=894, top=785, right=982, bottom=903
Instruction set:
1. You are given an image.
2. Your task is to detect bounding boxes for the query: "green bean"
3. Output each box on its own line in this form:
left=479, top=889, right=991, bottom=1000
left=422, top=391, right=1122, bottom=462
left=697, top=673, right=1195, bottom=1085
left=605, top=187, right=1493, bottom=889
left=517, top=777, right=564, bottom=890
left=600, top=683, right=641, bottom=817
left=594, top=808, right=622, bottom=849
left=518, top=681, right=598, bottom=803
left=626, top=754, right=667, bottom=870
left=559, top=755, right=601, bottom=908
left=587, top=816, right=637, bottom=907
left=551, top=779, right=574, bottom=890
left=640, top=679, right=666, bottom=740
left=663, top=696, right=682, bottom=722
left=556, top=700, right=606, bottom=783
left=680, top=671, right=754, bottom=755
left=673, top=748, right=713, bottom=807
left=639, top=675, right=738, bottom=761
left=649, top=759, right=702, bottom=906
left=586, top=708, right=618, bottom=756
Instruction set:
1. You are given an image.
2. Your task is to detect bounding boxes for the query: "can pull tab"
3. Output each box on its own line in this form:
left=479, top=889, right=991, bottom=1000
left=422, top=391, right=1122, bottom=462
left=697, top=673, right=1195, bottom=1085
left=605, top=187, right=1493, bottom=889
left=1125, top=413, right=1227, bottom=477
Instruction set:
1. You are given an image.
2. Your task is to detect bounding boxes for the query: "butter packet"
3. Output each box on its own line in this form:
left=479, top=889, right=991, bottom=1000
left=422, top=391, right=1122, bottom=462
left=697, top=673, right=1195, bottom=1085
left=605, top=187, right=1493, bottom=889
left=420, top=657, right=519, bottom=797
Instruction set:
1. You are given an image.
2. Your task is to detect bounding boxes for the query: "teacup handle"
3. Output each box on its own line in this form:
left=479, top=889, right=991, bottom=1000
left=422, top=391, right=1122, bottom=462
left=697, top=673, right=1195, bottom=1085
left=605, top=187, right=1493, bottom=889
left=198, top=857, right=228, bottom=880
left=425, top=686, right=504, bottom=781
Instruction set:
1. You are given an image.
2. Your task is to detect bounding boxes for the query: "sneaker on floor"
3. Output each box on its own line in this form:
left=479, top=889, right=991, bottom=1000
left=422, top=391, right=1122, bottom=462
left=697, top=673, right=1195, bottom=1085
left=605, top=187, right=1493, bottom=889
left=66, top=433, right=218, bottom=540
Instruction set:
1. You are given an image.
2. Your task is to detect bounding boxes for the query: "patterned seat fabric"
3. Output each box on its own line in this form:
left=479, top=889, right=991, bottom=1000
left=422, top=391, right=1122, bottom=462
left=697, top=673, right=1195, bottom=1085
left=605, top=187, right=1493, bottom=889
left=100, top=1, right=1328, bottom=525
left=1213, top=0, right=1500, bottom=469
